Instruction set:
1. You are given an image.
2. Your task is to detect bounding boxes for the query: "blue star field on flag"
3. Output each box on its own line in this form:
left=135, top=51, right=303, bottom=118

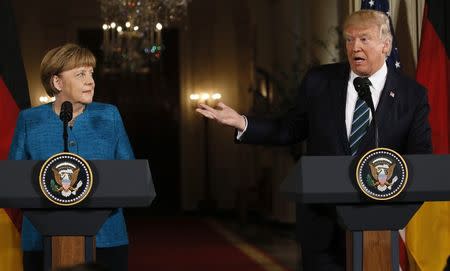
left=361, top=0, right=401, bottom=70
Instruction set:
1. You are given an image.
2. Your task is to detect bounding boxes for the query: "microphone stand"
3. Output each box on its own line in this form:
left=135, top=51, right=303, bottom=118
left=366, top=100, right=379, bottom=149
left=63, top=120, right=69, bottom=152
left=60, top=101, right=73, bottom=153
left=354, top=78, right=379, bottom=149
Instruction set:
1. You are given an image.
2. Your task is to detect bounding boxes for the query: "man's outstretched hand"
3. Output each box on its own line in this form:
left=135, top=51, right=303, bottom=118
left=196, top=102, right=246, bottom=131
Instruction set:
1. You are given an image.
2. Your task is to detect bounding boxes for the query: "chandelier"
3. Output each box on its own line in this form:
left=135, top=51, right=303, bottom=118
left=99, top=0, right=190, bottom=74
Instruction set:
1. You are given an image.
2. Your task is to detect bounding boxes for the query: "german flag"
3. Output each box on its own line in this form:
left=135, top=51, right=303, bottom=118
left=406, top=0, right=450, bottom=270
left=0, top=0, right=30, bottom=269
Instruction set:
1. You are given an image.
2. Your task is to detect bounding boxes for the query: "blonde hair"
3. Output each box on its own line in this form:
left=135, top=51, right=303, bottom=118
left=343, top=9, right=393, bottom=55
left=40, top=43, right=96, bottom=97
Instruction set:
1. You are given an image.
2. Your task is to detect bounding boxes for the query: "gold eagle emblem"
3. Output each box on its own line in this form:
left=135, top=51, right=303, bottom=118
left=369, top=158, right=397, bottom=191
left=51, top=162, right=82, bottom=197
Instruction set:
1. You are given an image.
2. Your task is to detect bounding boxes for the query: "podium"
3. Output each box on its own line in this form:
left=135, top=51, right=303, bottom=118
left=281, top=154, right=450, bottom=271
left=0, top=159, right=155, bottom=270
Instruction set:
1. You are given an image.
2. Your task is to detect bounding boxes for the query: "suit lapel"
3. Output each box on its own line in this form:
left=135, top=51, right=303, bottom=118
left=374, top=69, right=397, bottom=133
left=331, top=64, right=351, bottom=154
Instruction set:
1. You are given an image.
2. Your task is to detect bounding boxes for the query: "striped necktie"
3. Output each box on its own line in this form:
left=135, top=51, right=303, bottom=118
left=349, top=78, right=371, bottom=156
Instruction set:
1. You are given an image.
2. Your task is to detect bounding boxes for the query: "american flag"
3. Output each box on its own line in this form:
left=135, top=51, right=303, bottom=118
left=361, top=2, right=407, bottom=271
left=361, top=0, right=402, bottom=70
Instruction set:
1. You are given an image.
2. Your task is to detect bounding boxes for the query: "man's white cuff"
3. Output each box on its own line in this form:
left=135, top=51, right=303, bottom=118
left=236, top=115, right=248, bottom=140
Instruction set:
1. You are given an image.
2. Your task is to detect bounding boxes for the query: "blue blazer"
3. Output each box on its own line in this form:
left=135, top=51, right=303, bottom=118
left=8, top=102, right=135, bottom=251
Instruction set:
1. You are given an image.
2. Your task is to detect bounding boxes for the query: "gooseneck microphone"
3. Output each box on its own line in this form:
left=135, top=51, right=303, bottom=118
left=353, top=77, right=378, bottom=148
left=59, top=101, right=73, bottom=152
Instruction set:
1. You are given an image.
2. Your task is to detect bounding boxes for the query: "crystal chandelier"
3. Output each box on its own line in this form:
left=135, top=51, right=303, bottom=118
left=99, top=0, right=190, bottom=74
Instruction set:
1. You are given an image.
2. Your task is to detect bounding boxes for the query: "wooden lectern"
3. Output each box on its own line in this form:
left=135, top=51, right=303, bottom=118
left=281, top=154, right=450, bottom=271
left=0, top=160, right=155, bottom=270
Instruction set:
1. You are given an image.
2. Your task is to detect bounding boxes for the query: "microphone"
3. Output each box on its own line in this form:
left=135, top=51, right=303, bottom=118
left=59, top=101, right=73, bottom=152
left=353, top=77, right=378, bottom=148
left=60, top=101, right=73, bottom=123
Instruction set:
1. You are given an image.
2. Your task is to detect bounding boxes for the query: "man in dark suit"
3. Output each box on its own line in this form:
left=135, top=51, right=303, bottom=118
left=196, top=9, right=432, bottom=271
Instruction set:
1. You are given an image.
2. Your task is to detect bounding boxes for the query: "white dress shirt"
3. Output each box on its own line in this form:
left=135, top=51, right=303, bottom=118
left=345, top=62, right=387, bottom=138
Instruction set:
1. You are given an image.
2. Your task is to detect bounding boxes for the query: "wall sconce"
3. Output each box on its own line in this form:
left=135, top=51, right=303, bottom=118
left=189, top=92, right=222, bottom=108
left=188, top=91, right=222, bottom=212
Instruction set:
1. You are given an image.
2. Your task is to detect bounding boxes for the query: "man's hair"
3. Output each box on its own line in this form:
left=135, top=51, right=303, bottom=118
left=343, top=9, right=393, bottom=55
left=40, top=43, right=96, bottom=97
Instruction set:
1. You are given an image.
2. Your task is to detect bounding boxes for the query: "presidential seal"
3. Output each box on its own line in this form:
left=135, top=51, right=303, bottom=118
left=39, top=152, right=93, bottom=206
left=355, top=148, right=408, bottom=200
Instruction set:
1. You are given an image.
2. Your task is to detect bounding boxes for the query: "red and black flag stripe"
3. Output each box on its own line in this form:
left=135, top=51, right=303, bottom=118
left=0, top=0, right=30, bottom=244
left=416, top=0, right=449, bottom=154
left=0, top=0, right=30, bottom=268
left=406, top=1, right=450, bottom=270
left=0, top=0, right=30, bottom=160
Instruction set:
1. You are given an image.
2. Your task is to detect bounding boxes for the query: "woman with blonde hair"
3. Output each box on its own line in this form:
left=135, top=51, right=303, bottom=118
left=9, top=43, right=133, bottom=271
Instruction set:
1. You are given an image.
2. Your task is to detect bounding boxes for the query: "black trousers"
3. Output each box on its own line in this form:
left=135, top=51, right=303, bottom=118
left=23, top=245, right=128, bottom=271
left=297, top=204, right=346, bottom=271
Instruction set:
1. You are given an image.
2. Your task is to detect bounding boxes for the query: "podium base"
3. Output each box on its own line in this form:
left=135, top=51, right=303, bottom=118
left=44, top=236, right=95, bottom=271
left=346, top=230, right=399, bottom=271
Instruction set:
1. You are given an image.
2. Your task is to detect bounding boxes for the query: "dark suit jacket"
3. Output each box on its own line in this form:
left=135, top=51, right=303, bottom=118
left=240, top=62, right=432, bottom=155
